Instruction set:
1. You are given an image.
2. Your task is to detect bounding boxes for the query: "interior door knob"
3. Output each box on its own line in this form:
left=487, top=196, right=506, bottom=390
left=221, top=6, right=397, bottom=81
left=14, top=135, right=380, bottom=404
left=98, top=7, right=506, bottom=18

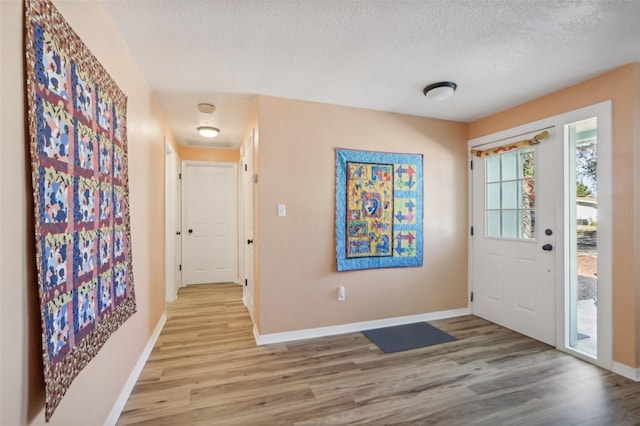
left=542, top=243, right=553, bottom=251
left=247, top=239, right=254, bottom=244
left=176, top=231, right=181, bottom=235
left=188, top=229, right=193, bottom=234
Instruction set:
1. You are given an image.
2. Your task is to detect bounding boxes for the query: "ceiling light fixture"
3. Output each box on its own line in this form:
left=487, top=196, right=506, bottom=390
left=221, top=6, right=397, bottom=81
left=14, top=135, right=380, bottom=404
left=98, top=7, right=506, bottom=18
left=423, top=81, right=457, bottom=101
left=197, top=126, right=220, bottom=138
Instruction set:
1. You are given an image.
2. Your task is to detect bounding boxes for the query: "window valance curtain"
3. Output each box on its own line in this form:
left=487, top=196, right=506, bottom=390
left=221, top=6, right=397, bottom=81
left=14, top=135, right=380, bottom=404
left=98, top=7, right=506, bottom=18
left=471, top=130, right=549, bottom=158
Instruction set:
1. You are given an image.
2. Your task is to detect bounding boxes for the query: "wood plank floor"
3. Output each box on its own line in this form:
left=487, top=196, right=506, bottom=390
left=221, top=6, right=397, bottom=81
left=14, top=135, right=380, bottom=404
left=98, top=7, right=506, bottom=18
left=118, top=283, right=640, bottom=425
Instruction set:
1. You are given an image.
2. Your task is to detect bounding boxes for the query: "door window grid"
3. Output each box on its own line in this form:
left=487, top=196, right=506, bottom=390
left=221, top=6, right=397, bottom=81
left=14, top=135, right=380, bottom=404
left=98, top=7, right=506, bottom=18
left=485, top=148, right=536, bottom=240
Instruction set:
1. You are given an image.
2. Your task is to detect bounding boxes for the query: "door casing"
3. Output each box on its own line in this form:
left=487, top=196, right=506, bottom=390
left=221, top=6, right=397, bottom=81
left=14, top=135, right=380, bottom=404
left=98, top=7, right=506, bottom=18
left=164, top=139, right=179, bottom=302
left=242, top=131, right=256, bottom=321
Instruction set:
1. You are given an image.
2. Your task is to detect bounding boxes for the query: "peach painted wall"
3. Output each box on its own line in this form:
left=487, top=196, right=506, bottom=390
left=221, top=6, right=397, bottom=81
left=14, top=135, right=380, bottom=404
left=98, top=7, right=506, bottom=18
left=178, top=145, right=240, bottom=163
left=1, top=1, right=167, bottom=424
left=468, top=63, right=640, bottom=368
left=255, top=96, right=469, bottom=334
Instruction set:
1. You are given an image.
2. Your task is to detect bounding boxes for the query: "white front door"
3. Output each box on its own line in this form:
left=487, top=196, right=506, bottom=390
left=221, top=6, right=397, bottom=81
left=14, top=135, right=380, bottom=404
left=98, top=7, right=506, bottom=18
left=243, top=132, right=255, bottom=320
left=470, top=129, right=558, bottom=345
left=183, top=162, right=237, bottom=285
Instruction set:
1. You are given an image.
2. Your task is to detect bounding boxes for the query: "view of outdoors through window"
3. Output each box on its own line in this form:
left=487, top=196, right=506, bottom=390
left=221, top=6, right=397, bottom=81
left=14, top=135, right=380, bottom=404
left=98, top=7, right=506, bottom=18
left=571, top=117, right=598, bottom=356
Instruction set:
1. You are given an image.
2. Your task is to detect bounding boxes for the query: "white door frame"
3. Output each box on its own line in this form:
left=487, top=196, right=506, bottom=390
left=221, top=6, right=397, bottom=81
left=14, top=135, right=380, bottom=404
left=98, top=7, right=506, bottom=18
left=175, top=156, right=183, bottom=291
left=181, top=160, right=239, bottom=285
left=242, top=130, right=256, bottom=320
left=237, top=146, right=245, bottom=286
left=558, top=101, right=612, bottom=369
left=468, top=100, right=612, bottom=370
left=164, top=139, right=178, bottom=302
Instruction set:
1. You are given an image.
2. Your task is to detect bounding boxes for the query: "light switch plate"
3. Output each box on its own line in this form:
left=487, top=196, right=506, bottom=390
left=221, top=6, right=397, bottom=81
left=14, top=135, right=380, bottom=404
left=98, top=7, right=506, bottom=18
left=278, top=204, right=286, bottom=217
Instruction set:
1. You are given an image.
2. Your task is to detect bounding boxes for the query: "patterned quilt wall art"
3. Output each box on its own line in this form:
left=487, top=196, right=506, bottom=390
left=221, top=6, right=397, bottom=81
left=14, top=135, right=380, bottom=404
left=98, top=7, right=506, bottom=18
left=25, top=0, right=136, bottom=420
left=336, top=149, right=423, bottom=271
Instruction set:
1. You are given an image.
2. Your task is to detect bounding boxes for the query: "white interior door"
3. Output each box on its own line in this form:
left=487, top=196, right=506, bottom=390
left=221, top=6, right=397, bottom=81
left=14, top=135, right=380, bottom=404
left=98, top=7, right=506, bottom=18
left=183, top=162, right=237, bottom=285
left=471, top=129, right=558, bottom=345
left=243, top=132, right=255, bottom=320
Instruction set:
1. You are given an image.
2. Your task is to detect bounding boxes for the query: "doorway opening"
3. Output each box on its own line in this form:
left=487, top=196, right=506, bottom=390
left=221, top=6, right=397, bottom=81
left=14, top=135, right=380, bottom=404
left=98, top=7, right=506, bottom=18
left=566, top=117, right=598, bottom=357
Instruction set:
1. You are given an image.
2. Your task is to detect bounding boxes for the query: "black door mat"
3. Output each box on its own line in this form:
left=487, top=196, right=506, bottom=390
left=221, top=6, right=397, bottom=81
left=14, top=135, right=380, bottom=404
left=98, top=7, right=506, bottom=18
left=362, top=322, right=457, bottom=354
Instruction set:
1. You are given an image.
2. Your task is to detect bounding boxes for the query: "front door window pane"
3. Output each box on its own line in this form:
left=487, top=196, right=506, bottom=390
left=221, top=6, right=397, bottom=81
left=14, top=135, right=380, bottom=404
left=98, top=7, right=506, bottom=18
left=521, top=179, right=535, bottom=208
left=484, top=147, right=536, bottom=240
left=487, top=156, right=501, bottom=182
left=502, top=210, right=518, bottom=238
left=519, top=150, right=535, bottom=178
left=487, top=183, right=501, bottom=209
left=502, top=152, right=518, bottom=180
left=487, top=211, right=501, bottom=237
left=519, top=210, right=536, bottom=239
left=502, top=181, right=518, bottom=209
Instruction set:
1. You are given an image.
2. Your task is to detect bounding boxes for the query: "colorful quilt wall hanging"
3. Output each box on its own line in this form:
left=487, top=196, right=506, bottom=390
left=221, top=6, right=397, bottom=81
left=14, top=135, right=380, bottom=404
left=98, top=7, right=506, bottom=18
left=336, top=149, right=423, bottom=271
left=25, top=0, right=136, bottom=420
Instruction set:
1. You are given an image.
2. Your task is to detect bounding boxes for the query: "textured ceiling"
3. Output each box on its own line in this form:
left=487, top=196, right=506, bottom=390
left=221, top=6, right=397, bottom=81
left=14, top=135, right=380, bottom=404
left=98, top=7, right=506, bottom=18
left=102, top=0, right=640, bottom=148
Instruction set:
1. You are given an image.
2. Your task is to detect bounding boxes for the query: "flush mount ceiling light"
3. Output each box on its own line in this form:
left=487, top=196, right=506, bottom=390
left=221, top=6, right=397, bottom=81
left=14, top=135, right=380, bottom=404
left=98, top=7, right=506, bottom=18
left=423, top=81, right=457, bottom=101
left=197, top=126, right=220, bottom=138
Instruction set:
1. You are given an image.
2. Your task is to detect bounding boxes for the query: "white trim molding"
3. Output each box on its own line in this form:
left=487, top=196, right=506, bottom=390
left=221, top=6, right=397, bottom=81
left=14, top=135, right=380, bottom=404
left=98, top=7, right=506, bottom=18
left=612, top=362, right=640, bottom=382
left=254, top=308, right=470, bottom=346
left=105, top=313, right=167, bottom=426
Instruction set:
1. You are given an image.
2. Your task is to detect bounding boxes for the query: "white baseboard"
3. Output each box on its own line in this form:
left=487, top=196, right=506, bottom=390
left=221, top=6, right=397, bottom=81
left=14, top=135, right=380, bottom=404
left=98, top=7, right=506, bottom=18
left=612, top=361, right=640, bottom=382
left=254, top=307, right=470, bottom=346
left=105, top=312, right=167, bottom=426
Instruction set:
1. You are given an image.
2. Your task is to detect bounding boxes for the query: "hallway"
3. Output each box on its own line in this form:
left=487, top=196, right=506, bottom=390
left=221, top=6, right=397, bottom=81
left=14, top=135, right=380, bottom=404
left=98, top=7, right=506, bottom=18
left=118, top=283, right=640, bottom=425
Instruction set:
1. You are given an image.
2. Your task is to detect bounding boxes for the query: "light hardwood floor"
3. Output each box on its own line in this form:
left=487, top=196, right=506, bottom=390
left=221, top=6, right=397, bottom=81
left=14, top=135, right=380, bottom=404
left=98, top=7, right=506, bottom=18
left=118, top=283, right=640, bottom=425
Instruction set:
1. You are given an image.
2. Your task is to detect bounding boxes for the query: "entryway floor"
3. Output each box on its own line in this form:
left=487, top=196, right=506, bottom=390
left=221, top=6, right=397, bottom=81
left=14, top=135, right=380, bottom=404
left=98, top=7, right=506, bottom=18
left=117, top=283, right=640, bottom=425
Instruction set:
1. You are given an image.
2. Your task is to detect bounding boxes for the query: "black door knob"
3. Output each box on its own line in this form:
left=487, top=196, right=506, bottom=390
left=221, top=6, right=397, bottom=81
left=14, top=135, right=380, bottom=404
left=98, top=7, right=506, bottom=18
left=176, top=231, right=181, bottom=235
left=247, top=239, right=254, bottom=244
left=188, top=229, right=193, bottom=234
left=542, top=243, right=553, bottom=251
left=545, top=229, right=553, bottom=236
